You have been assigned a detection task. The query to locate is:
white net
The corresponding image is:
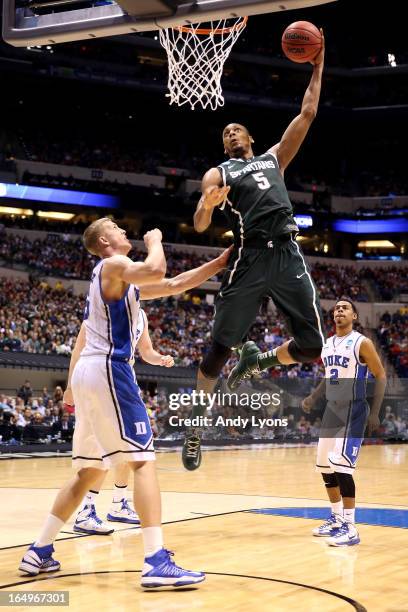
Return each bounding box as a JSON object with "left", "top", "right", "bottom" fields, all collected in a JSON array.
[{"left": 159, "top": 17, "right": 247, "bottom": 111}]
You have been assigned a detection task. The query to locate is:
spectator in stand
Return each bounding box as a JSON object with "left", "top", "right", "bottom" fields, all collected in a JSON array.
[
  {"left": 17, "top": 380, "right": 33, "bottom": 404},
  {"left": 53, "top": 386, "right": 64, "bottom": 403},
  {"left": 42, "top": 387, "right": 51, "bottom": 405},
  {"left": 377, "top": 311, "right": 408, "bottom": 377},
  {"left": 23, "top": 412, "right": 51, "bottom": 443},
  {"left": 51, "top": 412, "right": 74, "bottom": 442}
]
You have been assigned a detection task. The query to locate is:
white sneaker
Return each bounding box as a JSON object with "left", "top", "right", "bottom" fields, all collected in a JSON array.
[
  {"left": 327, "top": 521, "right": 360, "bottom": 546},
  {"left": 312, "top": 513, "right": 343, "bottom": 537},
  {"left": 107, "top": 498, "right": 140, "bottom": 524},
  {"left": 73, "top": 504, "right": 114, "bottom": 535}
]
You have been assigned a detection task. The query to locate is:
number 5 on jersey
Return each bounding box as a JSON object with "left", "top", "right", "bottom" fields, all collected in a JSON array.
[{"left": 252, "top": 172, "right": 271, "bottom": 190}]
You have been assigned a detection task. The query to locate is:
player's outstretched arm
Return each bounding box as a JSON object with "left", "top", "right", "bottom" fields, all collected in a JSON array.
[
  {"left": 64, "top": 322, "right": 86, "bottom": 405},
  {"left": 137, "top": 312, "right": 174, "bottom": 367},
  {"left": 359, "top": 338, "right": 387, "bottom": 434},
  {"left": 104, "top": 229, "right": 167, "bottom": 286},
  {"left": 269, "top": 30, "right": 325, "bottom": 173},
  {"left": 194, "top": 167, "right": 229, "bottom": 233},
  {"left": 139, "top": 246, "right": 232, "bottom": 300}
]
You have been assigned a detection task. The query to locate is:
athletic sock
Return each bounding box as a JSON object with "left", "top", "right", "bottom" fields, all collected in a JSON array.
[
  {"left": 83, "top": 490, "right": 99, "bottom": 507},
  {"left": 142, "top": 527, "right": 164, "bottom": 558},
  {"left": 113, "top": 484, "right": 127, "bottom": 503},
  {"left": 257, "top": 348, "right": 281, "bottom": 370},
  {"left": 343, "top": 508, "right": 355, "bottom": 524},
  {"left": 34, "top": 514, "right": 65, "bottom": 547},
  {"left": 331, "top": 501, "right": 343, "bottom": 516}
]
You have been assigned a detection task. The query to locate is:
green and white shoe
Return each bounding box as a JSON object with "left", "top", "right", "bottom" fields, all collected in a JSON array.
[{"left": 227, "top": 341, "right": 261, "bottom": 390}]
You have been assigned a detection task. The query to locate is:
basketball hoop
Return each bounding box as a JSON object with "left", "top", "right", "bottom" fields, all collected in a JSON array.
[{"left": 159, "top": 16, "right": 248, "bottom": 111}]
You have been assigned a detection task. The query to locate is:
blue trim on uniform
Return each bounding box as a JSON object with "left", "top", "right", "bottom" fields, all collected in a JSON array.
[
  {"left": 248, "top": 507, "right": 408, "bottom": 528},
  {"left": 98, "top": 264, "right": 133, "bottom": 361},
  {"left": 108, "top": 300, "right": 132, "bottom": 361},
  {"left": 110, "top": 361, "right": 153, "bottom": 450},
  {"left": 125, "top": 295, "right": 134, "bottom": 360}
]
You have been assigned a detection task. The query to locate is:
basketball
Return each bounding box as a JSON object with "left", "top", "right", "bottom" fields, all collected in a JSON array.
[{"left": 281, "top": 21, "right": 322, "bottom": 63}]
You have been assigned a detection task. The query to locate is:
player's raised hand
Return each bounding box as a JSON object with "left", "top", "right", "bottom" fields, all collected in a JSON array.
[
  {"left": 216, "top": 245, "right": 234, "bottom": 269},
  {"left": 144, "top": 228, "right": 163, "bottom": 247},
  {"left": 202, "top": 185, "right": 230, "bottom": 210},
  {"left": 160, "top": 355, "right": 174, "bottom": 368},
  {"left": 302, "top": 395, "right": 314, "bottom": 413},
  {"left": 310, "top": 29, "right": 324, "bottom": 66}
]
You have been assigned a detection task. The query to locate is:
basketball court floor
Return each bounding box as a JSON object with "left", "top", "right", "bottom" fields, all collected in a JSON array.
[{"left": 0, "top": 445, "right": 407, "bottom": 611}]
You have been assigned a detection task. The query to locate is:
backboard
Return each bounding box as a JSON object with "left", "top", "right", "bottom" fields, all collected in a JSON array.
[{"left": 3, "top": 0, "right": 336, "bottom": 47}]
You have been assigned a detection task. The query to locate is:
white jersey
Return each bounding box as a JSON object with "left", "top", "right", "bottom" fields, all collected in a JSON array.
[
  {"left": 321, "top": 330, "right": 368, "bottom": 402},
  {"left": 81, "top": 260, "right": 141, "bottom": 363},
  {"left": 135, "top": 309, "right": 146, "bottom": 346}
]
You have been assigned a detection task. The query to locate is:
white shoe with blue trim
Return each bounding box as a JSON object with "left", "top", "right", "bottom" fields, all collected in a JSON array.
[
  {"left": 327, "top": 521, "right": 360, "bottom": 546},
  {"left": 19, "top": 544, "right": 61, "bottom": 576},
  {"left": 312, "top": 513, "right": 343, "bottom": 537},
  {"left": 107, "top": 499, "right": 140, "bottom": 524},
  {"left": 141, "top": 548, "right": 205, "bottom": 588},
  {"left": 73, "top": 504, "right": 114, "bottom": 535}
]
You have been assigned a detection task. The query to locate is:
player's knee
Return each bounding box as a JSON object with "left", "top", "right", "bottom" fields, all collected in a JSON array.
[
  {"left": 128, "top": 461, "right": 148, "bottom": 472},
  {"left": 335, "top": 472, "right": 355, "bottom": 498},
  {"left": 200, "top": 340, "right": 232, "bottom": 378},
  {"left": 77, "top": 467, "right": 106, "bottom": 480},
  {"left": 322, "top": 472, "right": 338, "bottom": 488},
  {"left": 288, "top": 340, "right": 322, "bottom": 363}
]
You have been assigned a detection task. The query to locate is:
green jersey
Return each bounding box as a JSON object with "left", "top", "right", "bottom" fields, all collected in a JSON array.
[{"left": 217, "top": 152, "right": 298, "bottom": 243}]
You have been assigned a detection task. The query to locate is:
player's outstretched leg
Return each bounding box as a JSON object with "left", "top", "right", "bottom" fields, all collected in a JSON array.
[
  {"left": 20, "top": 467, "right": 104, "bottom": 575},
  {"left": 130, "top": 461, "right": 205, "bottom": 587},
  {"left": 227, "top": 341, "right": 262, "bottom": 390}
]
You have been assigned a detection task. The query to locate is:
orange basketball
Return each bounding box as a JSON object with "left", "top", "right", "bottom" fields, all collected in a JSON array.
[{"left": 281, "top": 21, "right": 322, "bottom": 63}]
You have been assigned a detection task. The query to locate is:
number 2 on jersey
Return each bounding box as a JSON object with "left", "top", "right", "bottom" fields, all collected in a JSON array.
[
  {"left": 329, "top": 368, "right": 339, "bottom": 385},
  {"left": 252, "top": 172, "right": 271, "bottom": 190}
]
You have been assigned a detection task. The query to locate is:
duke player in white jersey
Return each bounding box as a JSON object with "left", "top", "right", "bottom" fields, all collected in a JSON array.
[
  {"left": 302, "top": 298, "right": 386, "bottom": 546},
  {"left": 19, "top": 217, "right": 231, "bottom": 587},
  {"left": 72, "top": 308, "right": 174, "bottom": 535}
]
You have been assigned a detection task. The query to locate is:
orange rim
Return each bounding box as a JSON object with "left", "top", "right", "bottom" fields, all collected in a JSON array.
[{"left": 175, "top": 15, "right": 248, "bottom": 35}]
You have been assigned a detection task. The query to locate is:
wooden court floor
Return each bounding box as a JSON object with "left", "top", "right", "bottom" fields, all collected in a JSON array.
[{"left": 0, "top": 445, "right": 407, "bottom": 611}]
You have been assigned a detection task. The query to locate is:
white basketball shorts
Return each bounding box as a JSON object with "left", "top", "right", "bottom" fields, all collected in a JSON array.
[
  {"left": 71, "top": 356, "right": 155, "bottom": 469},
  {"left": 316, "top": 400, "right": 369, "bottom": 475}
]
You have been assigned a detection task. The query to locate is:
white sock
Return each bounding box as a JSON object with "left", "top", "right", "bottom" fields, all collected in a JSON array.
[
  {"left": 142, "top": 527, "right": 163, "bottom": 558},
  {"left": 83, "top": 490, "right": 99, "bottom": 507},
  {"left": 34, "top": 514, "right": 65, "bottom": 547},
  {"left": 331, "top": 501, "right": 343, "bottom": 516},
  {"left": 343, "top": 508, "right": 355, "bottom": 524},
  {"left": 113, "top": 484, "right": 127, "bottom": 503}
]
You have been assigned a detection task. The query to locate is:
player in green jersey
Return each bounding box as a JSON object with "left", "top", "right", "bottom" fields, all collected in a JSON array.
[{"left": 182, "top": 33, "right": 326, "bottom": 471}]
